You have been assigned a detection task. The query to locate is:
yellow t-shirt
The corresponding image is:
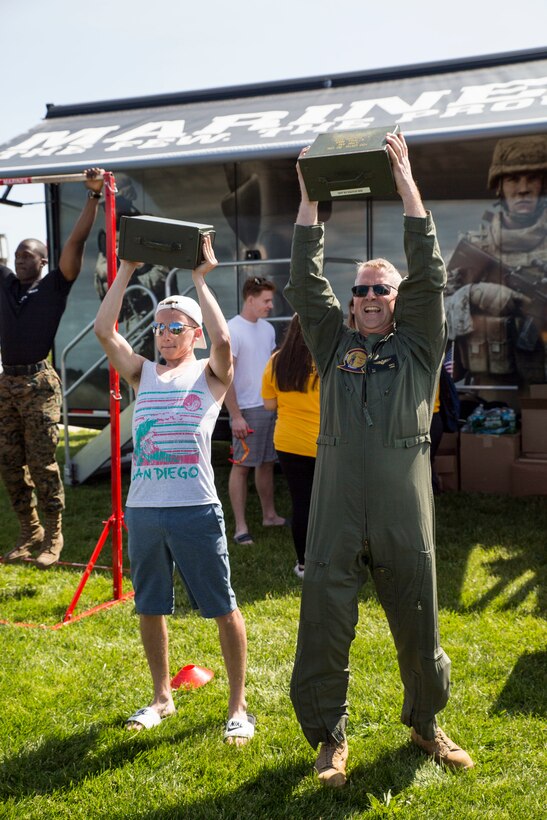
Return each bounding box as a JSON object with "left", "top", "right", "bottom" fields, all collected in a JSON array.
[
  {"left": 434, "top": 382, "right": 441, "bottom": 414},
  {"left": 261, "top": 356, "right": 320, "bottom": 458}
]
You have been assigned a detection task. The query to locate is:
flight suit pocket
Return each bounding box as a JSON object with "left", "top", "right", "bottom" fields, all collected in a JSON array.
[{"left": 301, "top": 556, "right": 330, "bottom": 625}]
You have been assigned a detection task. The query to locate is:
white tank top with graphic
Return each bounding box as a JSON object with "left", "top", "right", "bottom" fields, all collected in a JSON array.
[{"left": 126, "top": 359, "right": 221, "bottom": 508}]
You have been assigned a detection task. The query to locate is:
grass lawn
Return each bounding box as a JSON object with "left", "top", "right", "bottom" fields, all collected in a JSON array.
[{"left": 0, "top": 429, "right": 545, "bottom": 819}]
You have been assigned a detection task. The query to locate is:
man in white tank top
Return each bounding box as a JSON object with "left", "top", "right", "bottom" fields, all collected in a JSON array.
[{"left": 94, "top": 235, "right": 254, "bottom": 744}]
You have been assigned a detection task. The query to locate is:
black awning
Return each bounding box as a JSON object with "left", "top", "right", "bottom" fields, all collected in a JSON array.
[{"left": 1, "top": 52, "right": 546, "bottom": 177}]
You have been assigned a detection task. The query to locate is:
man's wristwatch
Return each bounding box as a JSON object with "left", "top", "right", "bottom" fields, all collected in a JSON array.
[{"left": 87, "top": 190, "right": 102, "bottom": 200}]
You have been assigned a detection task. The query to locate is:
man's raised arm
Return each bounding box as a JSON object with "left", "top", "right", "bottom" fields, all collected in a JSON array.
[{"left": 59, "top": 167, "right": 105, "bottom": 282}]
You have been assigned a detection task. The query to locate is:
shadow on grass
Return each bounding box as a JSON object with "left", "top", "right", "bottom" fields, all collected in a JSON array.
[
  {"left": 126, "top": 743, "right": 420, "bottom": 820},
  {"left": 460, "top": 550, "right": 546, "bottom": 617},
  {"left": 0, "top": 716, "right": 214, "bottom": 800},
  {"left": 0, "top": 719, "right": 421, "bottom": 818},
  {"left": 0, "top": 584, "right": 38, "bottom": 602},
  {"left": 435, "top": 492, "right": 546, "bottom": 617},
  {"left": 491, "top": 650, "right": 547, "bottom": 718},
  {"left": 0, "top": 561, "right": 134, "bottom": 627}
]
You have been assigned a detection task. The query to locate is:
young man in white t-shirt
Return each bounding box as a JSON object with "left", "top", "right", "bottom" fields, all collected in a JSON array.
[{"left": 225, "top": 276, "right": 286, "bottom": 545}]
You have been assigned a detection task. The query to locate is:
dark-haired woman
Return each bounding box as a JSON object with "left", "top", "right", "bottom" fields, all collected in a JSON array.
[{"left": 261, "top": 315, "right": 320, "bottom": 579}]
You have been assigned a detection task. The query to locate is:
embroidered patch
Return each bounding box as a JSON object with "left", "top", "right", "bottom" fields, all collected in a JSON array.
[{"left": 338, "top": 348, "right": 368, "bottom": 373}]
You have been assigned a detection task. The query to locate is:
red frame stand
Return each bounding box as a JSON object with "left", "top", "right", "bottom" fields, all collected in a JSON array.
[{"left": 0, "top": 170, "right": 134, "bottom": 629}]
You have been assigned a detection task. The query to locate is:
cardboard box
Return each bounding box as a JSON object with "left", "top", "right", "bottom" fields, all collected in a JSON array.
[
  {"left": 438, "top": 432, "right": 459, "bottom": 454},
  {"left": 510, "top": 457, "right": 547, "bottom": 496},
  {"left": 433, "top": 453, "right": 459, "bottom": 492},
  {"left": 298, "top": 126, "right": 398, "bottom": 201},
  {"left": 118, "top": 215, "right": 215, "bottom": 270},
  {"left": 520, "top": 399, "right": 547, "bottom": 457},
  {"left": 460, "top": 432, "right": 521, "bottom": 494},
  {"left": 529, "top": 384, "right": 547, "bottom": 399}
]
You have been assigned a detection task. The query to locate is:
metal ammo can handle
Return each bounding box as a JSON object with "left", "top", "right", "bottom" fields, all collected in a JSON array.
[
  {"left": 318, "top": 172, "right": 367, "bottom": 186},
  {"left": 135, "top": 236, "right": 183, "bottom": 252}
]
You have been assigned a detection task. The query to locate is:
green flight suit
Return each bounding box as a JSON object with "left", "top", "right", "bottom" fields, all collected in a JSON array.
[{"left": 285, "top": 213, "right": 449, "bottom": 748}]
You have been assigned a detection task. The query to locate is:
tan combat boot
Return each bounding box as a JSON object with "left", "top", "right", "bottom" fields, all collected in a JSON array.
[
  {"left": 411, "top": 727, "right": 475, "bottom": 769},
  {"left": 35, "top": 512, "right": 64, "bottom": 569},
  {"left": 314, "top": 739, "right": 348, "bottom": 787},
  {"left": 3, "top": 509, "right": 45, "bottom": 562}
]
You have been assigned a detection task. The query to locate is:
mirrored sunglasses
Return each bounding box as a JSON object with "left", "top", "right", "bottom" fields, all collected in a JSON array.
[
  {"left": 351, "top": 283, "right": 398, "bottom": 297},
  {"left": 152, "top": 321, "right": 195, "bottom": 336}
]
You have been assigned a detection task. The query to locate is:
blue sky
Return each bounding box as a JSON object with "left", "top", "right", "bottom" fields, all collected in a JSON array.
[{"left": 1, "top": 0, "right": 545, "bottom": 264}]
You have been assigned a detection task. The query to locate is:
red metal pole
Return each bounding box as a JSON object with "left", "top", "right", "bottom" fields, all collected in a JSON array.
[{"left": 104, "top": 172, "right": 124, "bottom": 600}]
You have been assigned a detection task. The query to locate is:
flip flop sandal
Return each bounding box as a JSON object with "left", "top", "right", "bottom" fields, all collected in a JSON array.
[
  {"left": 233, "top": 533, "right": 254, "bottom": 545},
  {"left": 224, "top": 714, "right": 256, "bottom": 742},
  {"left": 125, "top": 706, "right": 173, "bottom": 730}
]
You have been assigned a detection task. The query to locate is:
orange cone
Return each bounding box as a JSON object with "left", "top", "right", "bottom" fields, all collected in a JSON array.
[{"left": 171, "top": 664, "right": 214, "bottom": 690}]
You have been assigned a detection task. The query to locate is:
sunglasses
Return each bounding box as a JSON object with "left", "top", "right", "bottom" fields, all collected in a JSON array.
[
  {"left": 351, "top": 284, "right": 398, "bottom": 297},
  {"left": 152, "top": 321, "right": 196, "bottom": 336}
]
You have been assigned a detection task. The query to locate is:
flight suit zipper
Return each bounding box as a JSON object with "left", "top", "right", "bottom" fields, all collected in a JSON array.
[{"left": 361, "top": 336, "right": 389, "bottom": 426}]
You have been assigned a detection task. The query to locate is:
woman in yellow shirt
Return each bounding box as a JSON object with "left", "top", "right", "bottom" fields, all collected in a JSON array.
[{"left": 262, "top": 315, "right": 320, "bottom": 579}]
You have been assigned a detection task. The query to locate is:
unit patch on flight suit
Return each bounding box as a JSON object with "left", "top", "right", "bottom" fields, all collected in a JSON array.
[
  {"left": 338, "top": 348, "right": 399, "bottom": 374},
  {"left": 338, "top": 348, "right": 367, "bottom": 373}
]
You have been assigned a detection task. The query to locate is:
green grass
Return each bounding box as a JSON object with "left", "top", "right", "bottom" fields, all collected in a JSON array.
[{"left": 0, "top": 430, "right": 545, "bottom": 819}]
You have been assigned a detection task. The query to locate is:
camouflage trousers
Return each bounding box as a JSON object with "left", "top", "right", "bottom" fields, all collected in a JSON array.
[{"left": 0, "top": 364, "right": 64, "bottom": 516}]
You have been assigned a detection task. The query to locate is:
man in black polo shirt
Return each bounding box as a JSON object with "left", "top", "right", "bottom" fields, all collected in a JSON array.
[{"left": 0, "top": 168, "right": 104, "bottom": 568}]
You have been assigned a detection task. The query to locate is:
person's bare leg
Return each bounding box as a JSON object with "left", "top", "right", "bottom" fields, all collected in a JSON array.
[
  {"left": 229, "top": 464, "right": 251, "bottom": 537},
  {"left": 216, "top": 608, "right": 250, "bottom": 746},
  {"left": 255, "top": 461, "right": 285, "bottom": 526},
  {"left": 126, "top": 614, "right": 176, "bottom": 730}
]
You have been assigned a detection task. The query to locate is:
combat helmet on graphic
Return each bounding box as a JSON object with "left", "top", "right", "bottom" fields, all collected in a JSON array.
[{"left": 487, "top": 135, "right": 547, "bottom": 190}]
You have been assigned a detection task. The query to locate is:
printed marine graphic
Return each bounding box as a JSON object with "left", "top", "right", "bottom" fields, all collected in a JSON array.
[{"left": 133, "top": 389, "right": 204, "bottom": 466}]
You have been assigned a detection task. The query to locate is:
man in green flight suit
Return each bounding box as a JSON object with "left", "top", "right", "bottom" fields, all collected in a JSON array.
[{"left": 285, "top": 131, "right": 474, "bottom": 787}]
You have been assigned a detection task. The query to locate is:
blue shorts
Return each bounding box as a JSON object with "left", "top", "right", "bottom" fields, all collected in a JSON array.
[
  {"left": 125, "top": 504, "right": 237, "bottom": 618},
  {"left": 231, "top": 405, "right": 276, "bottom": 467}
]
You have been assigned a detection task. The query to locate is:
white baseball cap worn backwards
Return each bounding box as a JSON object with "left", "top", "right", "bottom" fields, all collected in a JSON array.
[{"left": 155, "top": 296, "right": 207, "bottom": 348}]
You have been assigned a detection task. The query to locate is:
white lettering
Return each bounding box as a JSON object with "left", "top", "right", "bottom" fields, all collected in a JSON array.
[
  {"left": 332, "top": 118, "right": 375, "bottom": 131},
  {"left": 104, "top": 140, "right": 143, "bottom": 152},
  {"left": 195, "top": 111, "right": 289, "bottom": 135},
  {"left": 492, "top": 99, "right": 534, "bottom": 112},
  {"left": 333, "top": 91, "right": 450, "bottom": 126},
  {"left": 453, "top": 77, "right": 547, "bottom": 106},
  {"left": 175, "top": 133, "right": 230, "bottom": 145},
  {"left": 440, "top": 103, "right": 486, "bottom": 118},
  {"left": 288, "top": 124, "right": 333, "bottom": 135},
  {"left": 288, "top": 105, "right": 343, "bottom": 127},
  {"left": 258, "top": 107, "right": 344, "bottom": 137},
  {"left": 0, "top": 127, "right": 119, "bottom": 159},
  {"left": 104, "top": 120, "right": 188, "bottom": 145}
]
